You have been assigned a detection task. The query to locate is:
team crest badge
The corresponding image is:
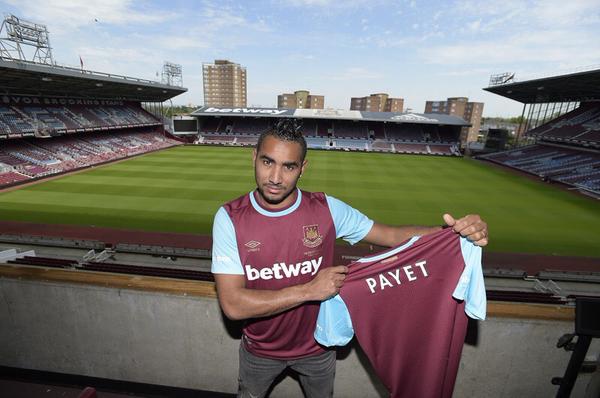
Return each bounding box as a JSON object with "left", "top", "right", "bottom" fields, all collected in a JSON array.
[{"left": 302, "top": 224, "right": 323, "bottom": 248}]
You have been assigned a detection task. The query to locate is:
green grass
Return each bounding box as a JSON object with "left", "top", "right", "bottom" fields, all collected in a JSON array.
[{"left": 0, "top": 145, "right": 599, "bottom": 257}]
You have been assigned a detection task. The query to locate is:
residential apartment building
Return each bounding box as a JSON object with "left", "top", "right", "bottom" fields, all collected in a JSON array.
[
  {"left": 277, "top": 90, "right": 324, "bottom": 109},
  {"left": 350, "top": 93, "right": 404, "bottom": 112},
  {"left": 424, "top": 97, "right": 484, "bottom": 145},
  {"left": 202, "top": 60, "right": 247, "bottom": 107}
]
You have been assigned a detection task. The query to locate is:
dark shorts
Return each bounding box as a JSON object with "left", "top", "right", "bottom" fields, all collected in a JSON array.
[{"left": 237, "top": 343, "right": 336, "bottom": 398}]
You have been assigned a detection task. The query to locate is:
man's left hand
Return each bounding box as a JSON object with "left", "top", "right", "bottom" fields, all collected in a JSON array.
[{"left": 443, "top": 214, "right": 488, "bottom": 247}]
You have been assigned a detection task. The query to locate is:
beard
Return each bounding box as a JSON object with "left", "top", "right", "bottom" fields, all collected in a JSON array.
[{"left": 255, "top": 183, "right": 296, "bottom": 206}]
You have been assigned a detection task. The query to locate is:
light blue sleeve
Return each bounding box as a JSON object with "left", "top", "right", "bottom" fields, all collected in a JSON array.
[
  {"left": 211, "top": 207, "right": 244, "bottom": 275},
  {"left": 314, "top": 294, "right": 355, "bottom": 347},
  {"left": 326, "top": 195, "right": 374, "bottom": 245},
  {"left": 452, "top": 237, "right": 487, "bottom": 320}
]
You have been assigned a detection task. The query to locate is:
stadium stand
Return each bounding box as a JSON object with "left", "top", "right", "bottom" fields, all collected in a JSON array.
[
  {"left": 231, "top": 118, "right": 270, "bottom": 135},
  {"left": 199, "top": 134, "right": 235, "bottom": 144},
  {"left": 0, "top": 102, "right": 160, "bottom": 137},
  {"left": 481, "top": 144, "right": 600, "bottom": 193},
  {"left": 428, "top": 144, "right": 457, "bottom": 156},
  {"left": 317, "top": 121, "right": 331, "bottom": 137},
  {"left": 0, "top": 129, "right": 180, "bottom": 188},
  {"left": 235, "top": 136, "right": 259, "bottom": 146},
  {"left": 394, "top": 143, "right": 429, "bottom": 154},
  {"left": 385, "top": 123, "right": 425, "bottom": 142},
  {"left": 200, "top": 117, "right": 223, "bottom": 133},
  {"left": 370, "top": 139, "right": 393, "bottom": 152},
  {"left": 332, "top": 120, "right": 369, "bottom": 139},
  {"left": 527, "top": 102, "right": 600, "bottom": 146},
  {"left": 300, "top": 119, "right": 318, "bottom": 137},
  {"left": 333, "top": 138, "right": 368, "bottom": 150},
  {"left": 195, "top": 116, "right": 463, "bottom": 156},
  {"left": 306, "top": 137, "right": 331, "bottom": 149},
  {"left": 368, "top": 123, "right": 385, "bottom": 139},
  {"left": 0, "top": 75, "right": 184, "bottom": 190}
]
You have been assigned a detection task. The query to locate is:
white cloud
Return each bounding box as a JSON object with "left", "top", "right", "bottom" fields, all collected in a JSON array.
[
  {"left": 422, "top": 27, "right": 600, "bottom": 67},
  {"left": 4, "top": 0, "right": 176, "bottom": 33},
  {"left": 282, "top": 0, "right": 335, "bottom": 5},
  {"left": 466, "top": 19, "right": 481, "bottom": 32},
  {"left": 277, "top": 0, "right": 389, "bottom": 9},
  {"left": 455, "top": 0, "right": 599, "bottom": 30}
]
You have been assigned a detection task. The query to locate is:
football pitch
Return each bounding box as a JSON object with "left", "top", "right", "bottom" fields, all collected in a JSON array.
[{"left": 0, "top": 145, "right": 598, "bottom": 257}]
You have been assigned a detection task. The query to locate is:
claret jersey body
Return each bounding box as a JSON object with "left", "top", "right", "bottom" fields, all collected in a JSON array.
[
  {"left": 211, "top": 188, "right": 373, "bottom": 359},
  {"left": 315, "top": 228, "right": 486, "bottom": 398}
]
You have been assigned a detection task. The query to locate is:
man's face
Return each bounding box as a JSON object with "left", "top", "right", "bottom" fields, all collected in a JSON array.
[{"left": 253, "top": 135, "right": 307, "bottom": 209}]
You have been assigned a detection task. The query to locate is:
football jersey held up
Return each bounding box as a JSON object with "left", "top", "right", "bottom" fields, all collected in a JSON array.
[{"left": 315, "top": 228, "right": 486, "bottom": 398}]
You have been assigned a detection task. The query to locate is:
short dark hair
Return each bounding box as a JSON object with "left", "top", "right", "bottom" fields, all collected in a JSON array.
[{"left": 256, "top": 118, "right": 307, "bottom": 161}]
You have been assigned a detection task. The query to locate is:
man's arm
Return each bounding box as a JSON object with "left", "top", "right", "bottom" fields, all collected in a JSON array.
[
  {"left": 363, "top": 213, "right": 488, "bottom": 247},
  {"left": 214, "top": 266, "right": 348, "bottom": 321}
]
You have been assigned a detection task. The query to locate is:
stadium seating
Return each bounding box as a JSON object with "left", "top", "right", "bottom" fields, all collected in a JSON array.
[
  {"left": 0, "top": 171, "right": 29, "bottom": 185},
  {"left": 527, "top": 102, "right": 600, "bottom": 146},
  {"left": 481, "top": 144, "right": 600, "bottom": 193},
  {"left": 316, "top": 121, "right": 331, "bottom": 137},
  {"left": 0, "top": 130, "right": 180, "bottom": 188},
  {"left": 367, "top": 123, "right": 385, "bottom": 139},
  {"left": 394, "top": 143, "right": 429, "bottom": 154},
  {"left": 385, "top": 124, "right": 425, "bottom": 142},
  {"left": 0, "top": 102, "right": 161, "bottom": 138},
  {"left": 231, "top": 118, "right": 270, "bottom": 135},
  {"left": 306, "top": 137, "right": 331, "bottom": 149},
  {"left": 428, "top": 144, "right": 455, "bottom": 155},
  {"left": 333, "top": 139, "right": 368, "bottom": 150},
  {"left": 200, "top": 117, "right": 222, "bottom": 133},
  {"left": 200, "top": 135, "right": 235, "bottom": 144},
  {"left": 193, "top": 117, "right": 461, "bottom": 156},
  {"left": 332, "top": 121, "right": 368, "bottom": 139},
  {"left": 235, "top": 136, "right": 259, "bottom": 145},
  {"left": 300, "top": 119, "right": 318, "bottom": 137},
  {"left": 370, "top": 140, "right": 393, "bottom": 152}
]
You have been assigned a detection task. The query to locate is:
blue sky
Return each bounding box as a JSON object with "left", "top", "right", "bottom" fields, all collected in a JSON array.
[{"left": 2, "top": 0, "right": 599, "bottom": 116}]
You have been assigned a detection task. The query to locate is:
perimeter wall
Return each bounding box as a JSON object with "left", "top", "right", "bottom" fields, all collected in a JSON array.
[{"left": 0, "top": 267, "right": 598, "bottom": 397}]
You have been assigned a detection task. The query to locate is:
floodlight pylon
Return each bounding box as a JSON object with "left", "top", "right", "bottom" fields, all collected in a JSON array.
[
  {"left": 161, "top": 61, "right": 183, "bottom": 87},
  {"left": 0, "top": 14, "right": 54, "bottom": 64},
  {"left": 488, "top": 72, "right": 515, "bottom": 87}
]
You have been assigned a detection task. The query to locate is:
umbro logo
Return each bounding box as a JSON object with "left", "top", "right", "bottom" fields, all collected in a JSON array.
[{"left": 245, "top": 240, "right": 261, "bottom": 251}]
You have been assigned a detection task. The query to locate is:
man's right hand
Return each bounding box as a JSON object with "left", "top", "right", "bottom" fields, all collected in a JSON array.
[{"left": 307, "top": 265, "right": 348, "bottom": 301}]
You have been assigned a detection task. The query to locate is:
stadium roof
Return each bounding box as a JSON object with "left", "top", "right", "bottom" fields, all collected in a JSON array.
[
  {"left": 483, "top": 68, "right": 600, "bottom": 104},
  {"left": 191, "top": 106, "right": 470, "bottom": 126},
  {"left": 0, "top": 58, "right": 187, "bottom": 102}
]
